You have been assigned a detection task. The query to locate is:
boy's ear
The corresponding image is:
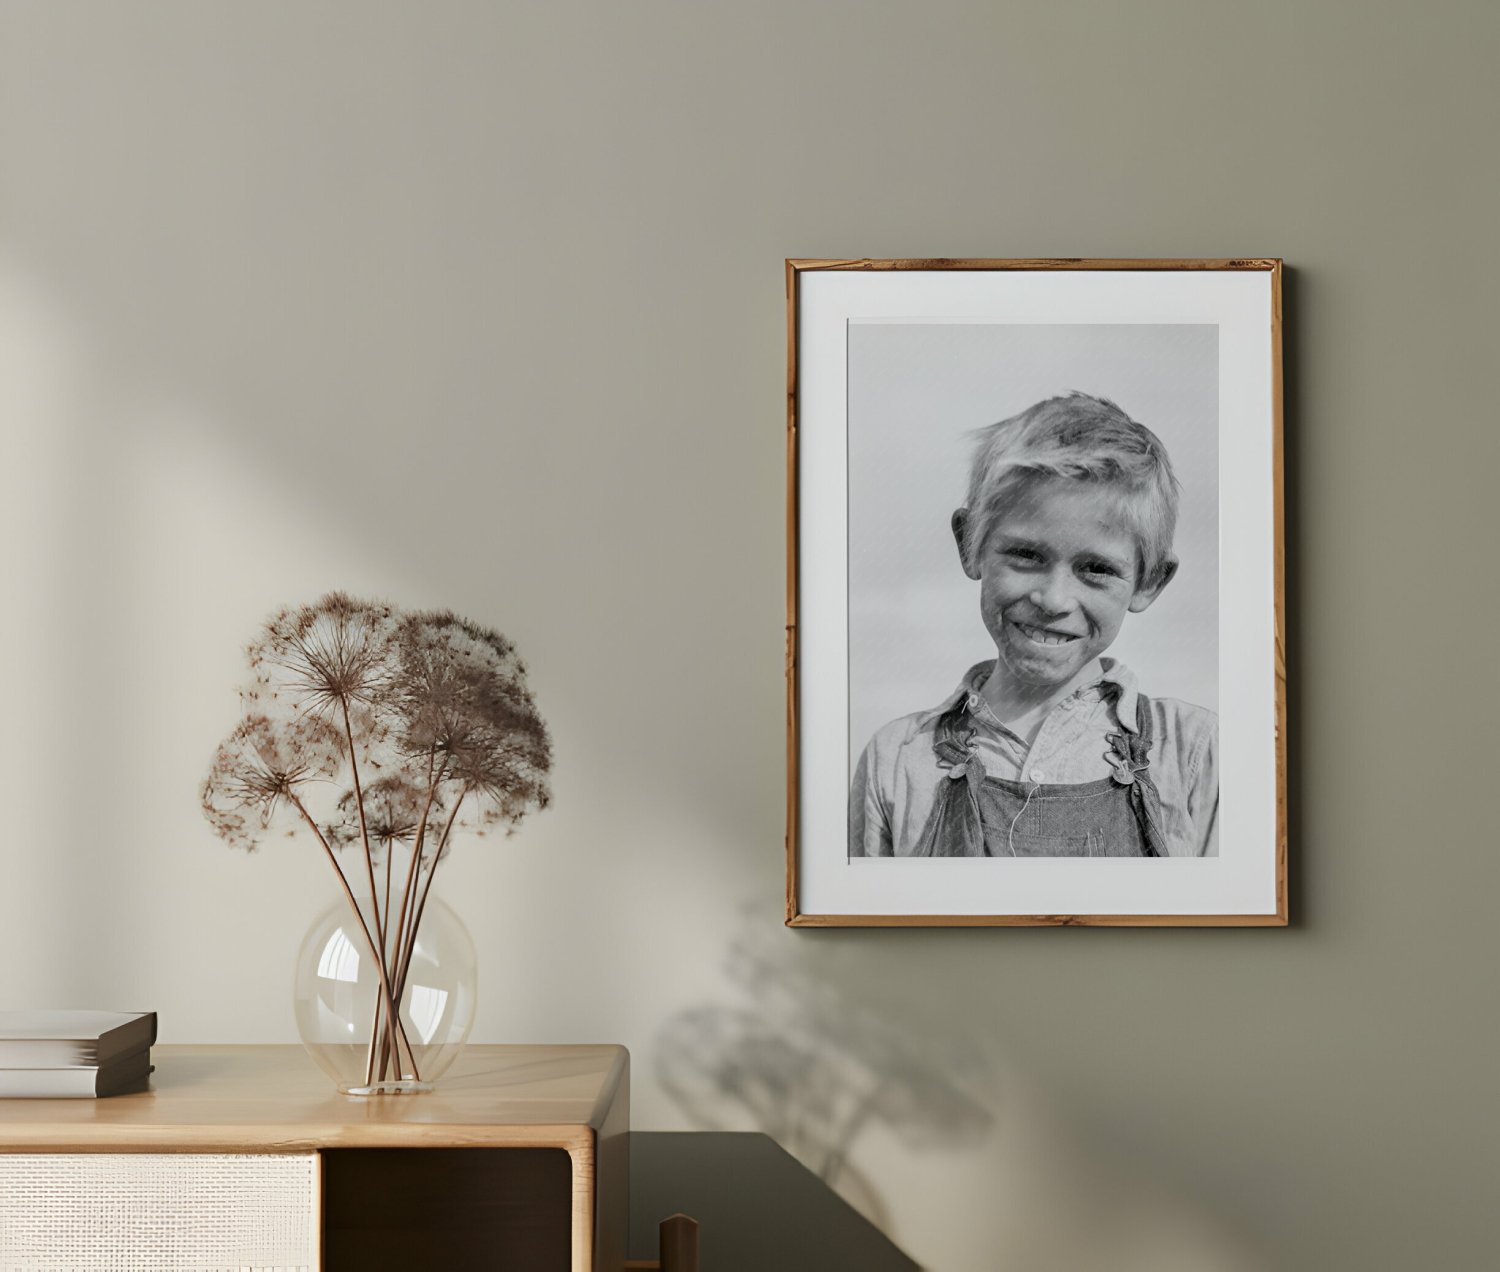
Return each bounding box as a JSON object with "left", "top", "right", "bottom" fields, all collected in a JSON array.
[
  {"left": 1128, "top": 555, "right": 1179, "bottom": 612},
  {"left": 951, "top": 508, "right": 981, "bottom": 580}
]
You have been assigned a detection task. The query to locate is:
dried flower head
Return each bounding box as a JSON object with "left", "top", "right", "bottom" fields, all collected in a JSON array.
[
  {"left": 201, "top": 714, "right": 346, "bottom": 851},
  {"left": 206, "top": 595, "right": 551, "bottom": 856},
  {"left": 245, "top": 592, "right": 397, "bottom": 721},
  {"left": 390, "top": 610, "right": 552, "bottom": 837},
  {"left": 327, "top": 774, "right": 446, "bottom": 861}
]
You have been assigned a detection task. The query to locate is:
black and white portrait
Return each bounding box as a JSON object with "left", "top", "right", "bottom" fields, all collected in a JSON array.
[
  {"left": 788, "top": 261, "right": 1283, "bottom": 925},
  {"left": 845, "top": 324, "right": 1219, "bottom": 860}
]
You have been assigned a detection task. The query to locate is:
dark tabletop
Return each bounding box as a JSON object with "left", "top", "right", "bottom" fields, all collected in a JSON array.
[{"left": 629, "top": 1132, "right": 919, "bottom": 1271}]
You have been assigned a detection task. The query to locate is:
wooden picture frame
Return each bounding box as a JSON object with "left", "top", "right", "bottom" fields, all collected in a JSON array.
[{"left": 786, "top": 259, "right": 1285, "bottom": 927}]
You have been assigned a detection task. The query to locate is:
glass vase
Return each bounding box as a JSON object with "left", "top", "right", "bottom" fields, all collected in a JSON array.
[{"left": 293, "top": 892, "right": 477, "bottom": 1095}]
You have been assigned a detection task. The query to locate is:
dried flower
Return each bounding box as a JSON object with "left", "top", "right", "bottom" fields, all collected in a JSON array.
[
  {"left": 202, "top": 593, "right": 553, "bottom": 1086},
  {"left": 327, "top": 774, "right": 446, "bottom": 861},
  {"left": 245, "top": 592, "right": 397, "bottom": 721},
  {"left": 201, "top": 714, "right": 345, "bottom": 851},
  {"left": 390, "top": 611, "right": 552, "bottom": 841}
]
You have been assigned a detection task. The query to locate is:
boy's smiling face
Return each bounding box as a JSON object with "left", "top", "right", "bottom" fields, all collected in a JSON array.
[{"left": 954, "top": 477, "right": 1176, "bottom": 691}]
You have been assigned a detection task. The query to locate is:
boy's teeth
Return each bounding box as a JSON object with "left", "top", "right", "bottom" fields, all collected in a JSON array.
[{"left": 1019, "top": 624, "right": 1075, "bottom": 645}]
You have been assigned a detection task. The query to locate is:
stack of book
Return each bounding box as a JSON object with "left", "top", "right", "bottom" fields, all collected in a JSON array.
[{"left": 0, "top": 1010, "right": 157, "bottom": 1098}]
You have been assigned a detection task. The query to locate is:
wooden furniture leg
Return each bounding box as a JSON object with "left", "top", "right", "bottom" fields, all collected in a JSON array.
[{"left": 659, "top": 1213, "right": 700, "bottom": 1272}]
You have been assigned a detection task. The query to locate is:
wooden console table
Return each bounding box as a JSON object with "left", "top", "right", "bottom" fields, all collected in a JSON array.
[{"left": 0, "top": 1043, "right": 629, "bottom": 1272}]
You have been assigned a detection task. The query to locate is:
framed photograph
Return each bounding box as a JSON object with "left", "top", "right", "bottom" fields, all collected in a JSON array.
[{"left": 786, "top": 258, "right": 1285, "bottom": 927}]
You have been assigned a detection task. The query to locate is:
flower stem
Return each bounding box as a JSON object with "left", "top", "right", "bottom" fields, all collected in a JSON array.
[
  {"left": 375, "top": 749, "right": 443, "bottom": 1082},
  {"left": 337, "top": 698, "right": 396, "bottom": 1087},
  {"left": 289, "top": 792, "right": 418, "bottom": 1084},
  {"left": 395, "top": 783, "right": 470, "bottom": 1003},
  {"left": 388, "top": 750, "right": 441, "bottom": 997},
  {"left": 340, "top": 699, "right": 385, "bottom": 951}
]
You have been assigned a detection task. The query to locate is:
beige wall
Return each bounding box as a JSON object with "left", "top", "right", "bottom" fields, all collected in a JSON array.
[{"left": 1, "top": 3, "right": 1495, "bottom": 1269}]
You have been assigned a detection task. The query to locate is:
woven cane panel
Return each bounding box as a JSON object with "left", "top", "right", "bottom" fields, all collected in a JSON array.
[{"left": 0, "top": 1153, "right": 317, "bottom": 1272}]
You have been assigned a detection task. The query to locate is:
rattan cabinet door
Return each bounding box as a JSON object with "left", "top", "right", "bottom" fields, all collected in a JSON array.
[{"left": 0, "top": 1153, "right": 320, "bottom": 1271}]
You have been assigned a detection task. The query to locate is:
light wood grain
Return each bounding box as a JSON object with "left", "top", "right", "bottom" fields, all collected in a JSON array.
[
  {"left": 1270, "top": 261, "right": 1289, "bottom": 924},
  {"left": 594, "top": 1048, "right": 630, "bottom": 1272},
  {"left": 786, "top": 256, "right": 1281, "bottom": 272},
  {"left": 0, "top": 1044, "right": 627, "bottom": 1154},
  {"left": 786, "top": 911, "right": 1289, "bottom": 927},
  {"left": 0, "top": 1044, "right": 629, "bottom": 1272},
  {"left": 785, "top": 257, "right": 802, "bottom": 927}
]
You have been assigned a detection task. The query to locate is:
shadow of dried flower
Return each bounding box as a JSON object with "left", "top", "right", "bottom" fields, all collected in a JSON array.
[{"left": 655, "top": 913, "right": 998, "bottom": 1229}]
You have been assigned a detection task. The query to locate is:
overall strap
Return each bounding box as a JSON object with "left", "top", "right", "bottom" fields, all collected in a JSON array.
[
  {"left": 1105, "top": 692, "right": 1169, "bottom": 858},
  {"left": 911, "top": 704, "right": 988, "bottom": 857}
]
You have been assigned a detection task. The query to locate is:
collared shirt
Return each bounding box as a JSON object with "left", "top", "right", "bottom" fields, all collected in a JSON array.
[{"left": 849, "top": 658, "right": 1218, "bottom": 858}]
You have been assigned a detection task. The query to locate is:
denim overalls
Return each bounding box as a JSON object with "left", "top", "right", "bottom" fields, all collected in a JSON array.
[{"left": 912, "top": 691, "right": 1169, "bottom": 857}]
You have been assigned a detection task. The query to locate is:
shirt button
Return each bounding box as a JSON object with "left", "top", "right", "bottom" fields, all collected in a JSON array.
[{"left": 1031, "top": 769, "right": 1046, "bottom": 782}]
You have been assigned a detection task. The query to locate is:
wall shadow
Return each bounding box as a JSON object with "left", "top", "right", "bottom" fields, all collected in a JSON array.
[{"left": 654, "top": 908, "right": 997, "bottom": 1231}]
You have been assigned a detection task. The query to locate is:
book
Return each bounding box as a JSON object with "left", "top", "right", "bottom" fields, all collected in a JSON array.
[
  {"left": 0, "top": 1010, "right": 157, "bottom": 1068},
  {"left": 0, "top": 1047, "right": 153, "bottom": 1098}
]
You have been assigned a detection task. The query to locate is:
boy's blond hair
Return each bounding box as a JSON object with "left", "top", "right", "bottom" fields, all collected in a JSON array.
[{"left": 957, "top": 393, "right": 1181, "bottom": 585}]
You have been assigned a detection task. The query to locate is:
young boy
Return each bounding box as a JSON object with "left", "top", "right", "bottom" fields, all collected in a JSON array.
[{"left": 849, "top": 392, "right": 1218, "bottom": 858}]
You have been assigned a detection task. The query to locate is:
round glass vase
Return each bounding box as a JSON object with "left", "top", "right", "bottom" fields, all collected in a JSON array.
[{"left": 293, "top": 893, "right": 477, "bottom": 1095}]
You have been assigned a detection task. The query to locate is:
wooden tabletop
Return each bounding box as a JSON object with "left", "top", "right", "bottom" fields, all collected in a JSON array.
[{"left": 0, "top": 1044, "right": 629, "bottom": 1153}]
